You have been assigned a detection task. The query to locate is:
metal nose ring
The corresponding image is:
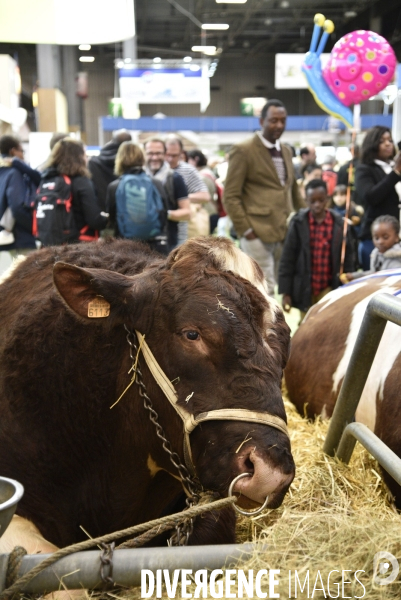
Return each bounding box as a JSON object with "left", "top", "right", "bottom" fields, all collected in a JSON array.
[{"left": 228, "top": 472, "right": 269, "bottom": 517}]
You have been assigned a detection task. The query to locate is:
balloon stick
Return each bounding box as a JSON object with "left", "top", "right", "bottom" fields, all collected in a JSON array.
[{"left": 339, "top": 130, "right": 357, "bottom": 276}]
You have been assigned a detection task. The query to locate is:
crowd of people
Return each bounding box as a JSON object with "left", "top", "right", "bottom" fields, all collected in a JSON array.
[{"left": 1, "top": 99, "right": 401, "bottom": 318}]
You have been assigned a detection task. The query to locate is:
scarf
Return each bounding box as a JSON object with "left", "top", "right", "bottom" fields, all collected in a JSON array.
[{"left": 146, "top": 161, "right": 172, "bottom": 184}]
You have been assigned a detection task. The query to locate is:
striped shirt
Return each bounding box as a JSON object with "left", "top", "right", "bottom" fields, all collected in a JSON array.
[
  {"left": 174, "top": 162, "right": 208, "bottom": 194},
  {"left": 257, "top": 131, "right": 286, "bottom": 186},
  {"left": 174, "top": 162, "right": 208, "bottom": 245},
  {"left": 268, "top": 147, "right": 287, "bottom": 186}
]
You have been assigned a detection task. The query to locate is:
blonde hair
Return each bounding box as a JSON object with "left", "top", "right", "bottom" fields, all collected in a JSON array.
[
  {"left": 114, "top": 142, "right": 145, "bottom": 175},
  {"left": 45, "top": 138, "right": 90, "bottom": 177}
]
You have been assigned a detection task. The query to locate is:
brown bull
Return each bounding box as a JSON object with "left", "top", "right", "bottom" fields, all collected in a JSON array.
[{"left": 0, "top": 237, "right": 294, "bottom": 553}]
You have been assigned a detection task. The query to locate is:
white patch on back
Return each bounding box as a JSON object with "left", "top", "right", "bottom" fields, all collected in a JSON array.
[
  {"left": 316, "top": 274, "right": 401, "bottom": 314},
  {"left": 332, "top": 280, "right": 401, "bottom": 431},
  {"left": 0, "top": 255, "right": 27, "bottom": 286}
]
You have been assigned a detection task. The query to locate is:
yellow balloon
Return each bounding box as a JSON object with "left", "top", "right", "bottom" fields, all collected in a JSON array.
[
  {"left": 314, "top": 13, "right": 325, "bottom": 27},
  {"left": 324, "top": 20, "right": 335, "bottom": 34}
]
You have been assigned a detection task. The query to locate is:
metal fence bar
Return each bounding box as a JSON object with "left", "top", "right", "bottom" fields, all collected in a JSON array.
[
  {"left": 0, "top": 543, "right": 260, "bottom": 594},
  {"left": 323, "top": 293, "right": 401, "bottom": 457},
  {"left": 336, "top": 422, "right": 401, "bottom": 485}
]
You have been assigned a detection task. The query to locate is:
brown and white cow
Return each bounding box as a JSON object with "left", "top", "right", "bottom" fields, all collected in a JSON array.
[
  {"left": 285, "top": 270, "right": 401, "bottom": 504},
  {"left": 0, "top": 237, "right": 294, "bottom": 555}
]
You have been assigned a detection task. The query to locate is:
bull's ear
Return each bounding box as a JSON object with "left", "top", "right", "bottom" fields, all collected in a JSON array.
[{"left": 53, "top": 262, "right": 155, "bottom": 328}]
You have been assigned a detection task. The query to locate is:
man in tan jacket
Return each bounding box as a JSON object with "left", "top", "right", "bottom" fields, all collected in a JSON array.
[{"left": 223, "top": 99, "right": 305, "bottom": 295}]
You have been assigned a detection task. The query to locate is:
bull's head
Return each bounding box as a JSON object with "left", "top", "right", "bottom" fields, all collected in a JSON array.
[{"left": 53, "top": 238, "right": 295, "bottom": 512}]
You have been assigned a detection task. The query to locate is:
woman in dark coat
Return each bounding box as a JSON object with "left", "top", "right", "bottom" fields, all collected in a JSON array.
[{"left": 355, "top": 126, "right": 401, "bottom": 269}]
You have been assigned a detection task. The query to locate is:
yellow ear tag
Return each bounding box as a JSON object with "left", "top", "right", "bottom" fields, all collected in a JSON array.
[{"left": 87, "top": 297, "right": 110, "bottom": 318}]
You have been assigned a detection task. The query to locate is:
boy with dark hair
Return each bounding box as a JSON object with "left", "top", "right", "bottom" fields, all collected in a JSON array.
[{"left": 278, "top": 178, "right": 354, "bottom": 316}]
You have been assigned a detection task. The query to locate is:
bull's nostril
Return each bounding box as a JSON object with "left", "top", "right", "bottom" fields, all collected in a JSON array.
[{"left": 244, "top": 457, "right": 254, "bottom": 473}]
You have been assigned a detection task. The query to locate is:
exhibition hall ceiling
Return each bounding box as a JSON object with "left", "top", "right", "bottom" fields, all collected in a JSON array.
[
  {"left": 0, "top": 0, "right": 399, "bottom": 75},
  {"left": 131, "top": 0, "right": 401, "bottom": 59}
]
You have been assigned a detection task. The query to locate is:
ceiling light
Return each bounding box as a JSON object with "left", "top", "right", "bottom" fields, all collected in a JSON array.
[
  {"left": 201, "top": 24, "right": 229, "bottom": 30},
  {"left": 216, "top": 0, "right": 247, "bottom": 3},
  {"left": 264, "top": 18, "right": 272, "bottom": 25},
  {"left": 191, "top": 45, "right": 217, "bottom": 54},
  {"left": 79, "top": 56, "right": 95, "bottom": 62},
  {"left": 79, "top": 44, "right": 91, "bottom": 51},
  {"left": 153, "top": 57, "right": 162, "bottom": 63},
  {"left": 189, "top": 65, "right": 201, "bottom": 71},
  {"left": 280, "top": 0, "right": 289, "bottom": 6},
  {"left": 344, "top": 10, "right": 357, "bottom": 18},
  {"left": 183, "top": 56, "right": 192, "bottom": 62}
]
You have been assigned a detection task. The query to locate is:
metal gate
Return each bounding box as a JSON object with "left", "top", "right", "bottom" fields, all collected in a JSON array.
[{"left": 323, "top": 292, "right": 401, "bottom": 486}]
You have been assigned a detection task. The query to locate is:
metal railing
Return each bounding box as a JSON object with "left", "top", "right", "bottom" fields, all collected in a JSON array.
[
  {"left": 323, "top": 292, "right": 401, "bottom": 484},
  {"left": 0, "top": 543, "right": 259, "bottom": 595}
]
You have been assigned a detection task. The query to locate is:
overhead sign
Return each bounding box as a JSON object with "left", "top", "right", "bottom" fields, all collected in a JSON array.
[
  {"left": 119, "top": 66, "right": 211, "bottom": 112},
  {"left": 275, "top": 53, "right": 330, "bottom": 89},
  {"left": 0, "top": 0, "right": 135, "bottom": 44},
  {"left": 240, "top": 97, "right": 267, "bottom": 117}
]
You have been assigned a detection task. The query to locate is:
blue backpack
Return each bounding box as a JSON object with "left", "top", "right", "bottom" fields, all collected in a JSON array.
[{"left": 115, "top": 172, "right": 165, "bottom": 240}]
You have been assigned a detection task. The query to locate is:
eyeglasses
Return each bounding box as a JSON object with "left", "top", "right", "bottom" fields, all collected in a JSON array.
[
  {"left": 146, "top": 151, "right": 164, "bottom": 157},
  {"left": 166, "top": 153, "right": 181, "bottom": 159}
]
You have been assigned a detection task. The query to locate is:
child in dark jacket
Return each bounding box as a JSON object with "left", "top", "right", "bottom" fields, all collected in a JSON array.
[{"left": 278, "top": 179, "right": 355, "bottom": 316}]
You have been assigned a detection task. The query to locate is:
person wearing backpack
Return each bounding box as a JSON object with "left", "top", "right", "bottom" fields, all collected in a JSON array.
[
  {"left": 34, "top": 138, "right": 108, "bottom": 246},
  {"left": 106, "top": 142, "right": 168, "bottom": 255},
  {"left": 144, "top": 137, "right": 190, "bottom": 251}
]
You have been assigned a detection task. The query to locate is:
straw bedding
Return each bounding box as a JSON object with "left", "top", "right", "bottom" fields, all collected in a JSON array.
[{"left": 85, "top": 397, "right": 401, "bottom": 599}]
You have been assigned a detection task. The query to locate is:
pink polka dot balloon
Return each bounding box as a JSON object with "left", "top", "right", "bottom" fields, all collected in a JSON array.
[{"left": 322, "top": 30, "right": 396, "bottom": 107}]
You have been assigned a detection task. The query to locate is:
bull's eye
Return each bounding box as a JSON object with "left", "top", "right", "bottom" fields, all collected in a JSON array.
[{"left": 186, "top": 331, "right": 199, "bottom": 341}]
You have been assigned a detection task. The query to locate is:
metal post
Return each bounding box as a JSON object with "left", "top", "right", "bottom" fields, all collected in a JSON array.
[
  {"left": 0, "top": 543, "right": 259, "bottom": 594},
  {"left": 323, "top": 293, "right": 401, "bottom": 456},
  {"left": 336, "top": 423, "right": 401, "bottom": 485}
]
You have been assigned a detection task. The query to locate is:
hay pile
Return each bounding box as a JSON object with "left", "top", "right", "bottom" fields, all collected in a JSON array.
[
  {"left": 234, "top": 399, "right": 401, "bottom": 599},
  {"left": 95, "top": 399, "right": 401, "bottom": 599}
]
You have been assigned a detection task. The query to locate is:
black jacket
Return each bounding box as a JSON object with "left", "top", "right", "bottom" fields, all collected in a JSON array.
[
  {"left": 88, "top": 142, "right": 121, "bottom": 210},
  {"left": 355, "top": 162, "right": 401, "bottom": 240},
  {"left": 278, "top": 208, "right": 355, "bottom": 311},
  {"left": 0, "top": 159, "right": 38, "bottom": 250}
]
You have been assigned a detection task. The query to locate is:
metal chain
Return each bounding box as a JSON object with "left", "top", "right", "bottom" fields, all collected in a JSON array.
[{"left": 124, "top": 326, "right": 202, "bottom": 545}]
